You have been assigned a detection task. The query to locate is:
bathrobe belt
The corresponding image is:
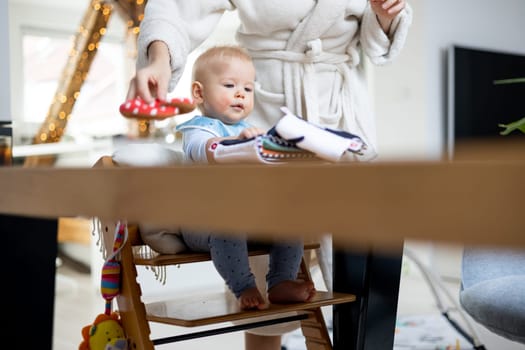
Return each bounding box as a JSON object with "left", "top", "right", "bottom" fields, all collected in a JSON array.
[{"left": 249, "top": 39, "right": 358, "bottom": 129}]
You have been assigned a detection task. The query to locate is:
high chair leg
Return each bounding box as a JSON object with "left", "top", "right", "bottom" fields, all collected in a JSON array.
[
  {"left": 298, "top": 258, "right": 333, "bottom": 350},
  {"left": 116, "top": 235, "right": 155, "bottom": 350}
]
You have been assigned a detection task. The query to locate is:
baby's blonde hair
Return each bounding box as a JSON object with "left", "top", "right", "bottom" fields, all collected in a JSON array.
[{"left": 192, "top": 45, "right": 253, "bottom": 83}]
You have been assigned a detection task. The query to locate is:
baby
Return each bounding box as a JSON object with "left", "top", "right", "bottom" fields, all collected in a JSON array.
[{"left": 176, "top": 45, "right": 316, "bottom": 309}]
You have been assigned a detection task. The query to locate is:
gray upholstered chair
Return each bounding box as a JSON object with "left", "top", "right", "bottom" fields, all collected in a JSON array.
[{"left": 460, "top": 247, "right": 525, "bottom": 345}]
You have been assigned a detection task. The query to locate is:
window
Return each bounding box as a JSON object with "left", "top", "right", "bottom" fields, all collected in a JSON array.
[{"left": 21, "top": 32, "right": 129, "bottom": 142}]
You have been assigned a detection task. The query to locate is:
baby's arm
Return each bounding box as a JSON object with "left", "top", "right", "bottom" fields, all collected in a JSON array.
[
  {"left": 204, "top": 127, "right": 265, "bottom": 163},
  {"left": 181, "top": 128, "right": 216, "bottom": 164}
]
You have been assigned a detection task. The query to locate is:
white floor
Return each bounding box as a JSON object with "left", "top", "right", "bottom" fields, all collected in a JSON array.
[{"left": 53, "top": 244, "right": 525, "bottom": 350}]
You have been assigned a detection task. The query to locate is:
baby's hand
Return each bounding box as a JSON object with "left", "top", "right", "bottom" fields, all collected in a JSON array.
[
  {"left": 370, "top": 0, "right": 405, "bottom": 32},
  {"left": 238, "top": 127, "right": 265, "bottom": 139}
]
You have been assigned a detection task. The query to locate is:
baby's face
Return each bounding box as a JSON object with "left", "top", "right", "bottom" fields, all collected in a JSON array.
[{"left": 198, "top": 57, "right": 255, "bottom": 125}]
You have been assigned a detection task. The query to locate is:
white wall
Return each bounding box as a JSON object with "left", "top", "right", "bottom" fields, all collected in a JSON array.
[
  {"left": 374, "top": 0, "right": 525, "bottom": 161},
  {"left": 425, "top": 0, "right": 525, "bottom": 158},
  {"left": 373, "top": 1, "right": 427, "bottom": 160},
  {"left": 1, "top": 0, "right": 12, "bottom": 122}
]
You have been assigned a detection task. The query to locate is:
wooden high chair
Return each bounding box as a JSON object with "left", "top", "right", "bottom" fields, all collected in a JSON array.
[{"left": 94, "top": 156, "right": 356, "bottom": 350}]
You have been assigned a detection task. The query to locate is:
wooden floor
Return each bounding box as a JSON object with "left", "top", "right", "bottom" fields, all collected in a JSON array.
[
  {"left": 54, "top": 259, "right": 250, "bottom": 350},
  {"left": 54, "top": 259, "right": 101, "bottom": 350}
]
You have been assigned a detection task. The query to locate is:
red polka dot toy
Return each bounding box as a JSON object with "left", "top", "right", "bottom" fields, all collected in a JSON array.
[{"left": 119, "top": 97, "right": 196, "bottom": 120}]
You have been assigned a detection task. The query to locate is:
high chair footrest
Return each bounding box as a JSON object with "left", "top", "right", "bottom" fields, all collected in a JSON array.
[
  {"left": 144, "top": 290, "right": 356, "bottom": 327},
  {"left": 152, "top": 313, "right": 310, "bottom": 345}
]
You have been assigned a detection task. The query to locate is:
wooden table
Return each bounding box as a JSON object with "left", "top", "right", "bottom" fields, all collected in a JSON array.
[
  {"left": 1, "top": 150, "right": 524, "bottom": 349},
  {"left": 2, "top": 159, "right": 524, "bottom": 248}
]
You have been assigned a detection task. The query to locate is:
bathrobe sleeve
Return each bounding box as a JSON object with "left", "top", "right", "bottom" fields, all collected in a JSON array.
[
  {"left": 137, "top": 0, "right": 235, "bottom": 91},
  {"left": 359, "top": 2, "right": 413, "bottom": 65}
]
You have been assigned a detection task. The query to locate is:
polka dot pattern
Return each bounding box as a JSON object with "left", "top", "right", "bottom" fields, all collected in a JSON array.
[{"left": 119, "top": 97, "right": 195, "bottom": 120}]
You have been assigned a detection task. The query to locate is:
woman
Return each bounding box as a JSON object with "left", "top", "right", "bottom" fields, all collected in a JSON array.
[{"left": 127, "top": 1, "right": 412, "bottom": 349}]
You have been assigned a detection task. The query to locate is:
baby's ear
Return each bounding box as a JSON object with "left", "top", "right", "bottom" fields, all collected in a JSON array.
[{"left": 191, "top": 81, "right": 204, "bottom": 103}]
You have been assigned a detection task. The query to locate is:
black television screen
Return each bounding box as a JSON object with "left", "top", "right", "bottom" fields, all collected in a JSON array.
[{"left": 447, "top": 45, "right": 525, "bottom": 155}]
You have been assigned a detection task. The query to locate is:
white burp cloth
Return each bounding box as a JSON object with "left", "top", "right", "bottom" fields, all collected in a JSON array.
[{"left": 275, "top": 107, "right": 375, "bottom": 162}]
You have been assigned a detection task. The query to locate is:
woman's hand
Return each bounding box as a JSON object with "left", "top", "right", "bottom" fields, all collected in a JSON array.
[
  {"left": 370, "top": 0, "right": 405, "bottom": 33},
  {"left": 126, "top": 41, "right": 172, "bottom": 103}
]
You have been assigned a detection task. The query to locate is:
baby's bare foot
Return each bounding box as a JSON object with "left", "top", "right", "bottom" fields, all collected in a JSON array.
[
  {"left": 268, "top": 280, "right": 316, "bottom": 304},
  {"left": 239, "top": 287, "right": 269, "bottom": 310}
]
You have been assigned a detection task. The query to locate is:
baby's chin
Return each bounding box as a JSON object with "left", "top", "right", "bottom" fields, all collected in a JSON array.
[{"left": 218, "top": 113, "right": 249, "bottom": 125}]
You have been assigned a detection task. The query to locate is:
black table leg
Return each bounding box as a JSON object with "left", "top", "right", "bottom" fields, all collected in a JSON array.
[
  {"left": 2, "top": 214, "right": 58, "bottom": 350},
  {"left": 333, "top": 242, "right": 403, "bottom": 350}
]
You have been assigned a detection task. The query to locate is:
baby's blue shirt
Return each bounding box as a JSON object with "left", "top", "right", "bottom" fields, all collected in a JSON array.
[{"left": 176, "top": 115, "right": 250, "bottom": 137}]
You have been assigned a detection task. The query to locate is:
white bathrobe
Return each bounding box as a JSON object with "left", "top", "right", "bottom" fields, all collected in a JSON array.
[
  {"left": 136, "top": 0, "right": 412, "bottom": 336},
  {"left": 138, "top": 0, "right": 412, "bottom": 154}
]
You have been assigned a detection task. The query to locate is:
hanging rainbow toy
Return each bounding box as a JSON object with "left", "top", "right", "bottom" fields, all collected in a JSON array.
[
  {"left": 101, "top": 222, "right": 127, "bottom": 315},
  {"left": 79, "top": 221, "right": 129, "bottom": 350}
]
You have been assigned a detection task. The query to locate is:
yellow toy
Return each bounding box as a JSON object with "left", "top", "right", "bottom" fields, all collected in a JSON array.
[{"left": 79, "top": 313, "right": 127, "bottom": 350}]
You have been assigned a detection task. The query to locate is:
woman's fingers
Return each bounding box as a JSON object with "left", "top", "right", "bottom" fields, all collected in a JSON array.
[
  {"left": 126, "top": 77, "right": 137, "bottom": 101},
  {"left": 382, "top": 0, "right": 405, "bottom": 15}
]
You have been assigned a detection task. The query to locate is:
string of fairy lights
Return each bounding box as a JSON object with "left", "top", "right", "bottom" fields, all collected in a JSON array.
[{"left": 25, "top": 0, "right": 146, "bottom": 166}]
